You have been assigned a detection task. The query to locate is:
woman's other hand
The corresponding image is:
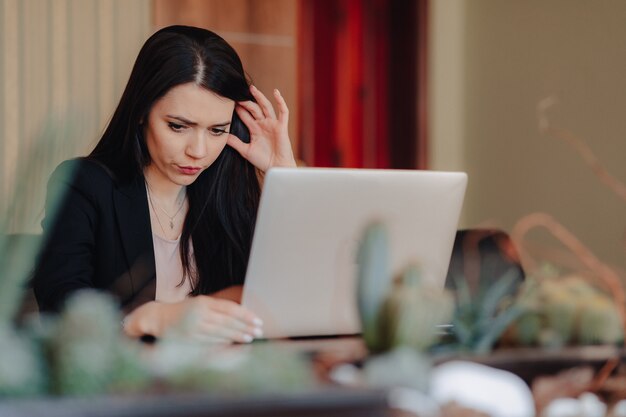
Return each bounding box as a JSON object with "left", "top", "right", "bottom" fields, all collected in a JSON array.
[
  {"left": 227, "top": 85, "right": 297, "bottom": 172},
  {"left": 123, "top": 296, "right": 263, "bottom": 344}
]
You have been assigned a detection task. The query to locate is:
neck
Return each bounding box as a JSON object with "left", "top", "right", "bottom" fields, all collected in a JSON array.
[{"left": 143, "top": 166, "right": 186, "bottom": 205}]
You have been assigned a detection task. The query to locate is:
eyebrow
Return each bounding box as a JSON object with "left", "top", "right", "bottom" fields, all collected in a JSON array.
[{"left": 166, "top": 115, "right": 231, "bottom": 128}]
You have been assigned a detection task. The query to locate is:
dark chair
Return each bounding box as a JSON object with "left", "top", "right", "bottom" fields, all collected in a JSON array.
[{"left": 445, "top": 229, "right": 525, "bottom": 296}]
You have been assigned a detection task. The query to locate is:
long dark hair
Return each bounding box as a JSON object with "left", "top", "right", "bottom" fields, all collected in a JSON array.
[{"left": 90, "top": 25, "right": 260, "bottom": 294}]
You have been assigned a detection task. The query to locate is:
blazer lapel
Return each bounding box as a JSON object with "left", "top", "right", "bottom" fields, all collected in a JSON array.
[{"left": 112, "top": 176, "right": 156, "bottom": 310}]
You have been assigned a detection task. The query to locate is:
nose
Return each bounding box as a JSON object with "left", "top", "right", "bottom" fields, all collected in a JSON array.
[{"left": 186, "top": 131, "right": 207, "bottom": 159}]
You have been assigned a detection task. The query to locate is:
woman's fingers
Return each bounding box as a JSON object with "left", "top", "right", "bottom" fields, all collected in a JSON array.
[
  {"left": 235, "top": 103, "right": 259, "bottom": 130},
  {"left": 238, "top": 86, "right": 284, "bottom": 122},
  {"left": 230, "top": 86, "right": 294, "bottom": 171},
  {"left": 189, "top": 296, "right": 263, "bottom": 343},
  {"left": 237, "top": 100, "right": 265, "bottom": 122},
  {"left": 196, "top": 314, "right": 260, "bottom": 344},
  {"left": 226, "top": 133, "right": 249, "bottom": 157},
  {"left": 273, "top": 89, "right": 289, "bottom": 125},
  {"left": 205, "top": 297, "right": 262, "bottom": 328},
  {"left": 250, "top": 85, "right": 277, "bottom": 119}
]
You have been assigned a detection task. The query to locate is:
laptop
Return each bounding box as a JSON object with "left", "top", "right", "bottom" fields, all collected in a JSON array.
[{"left": 241, "top": 168, "right": 467, "bottom": 339}]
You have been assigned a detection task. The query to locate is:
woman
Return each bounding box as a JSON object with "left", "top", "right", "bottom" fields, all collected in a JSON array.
[{"left": 33, "top": 25, "right": 296, "bottom": 344}]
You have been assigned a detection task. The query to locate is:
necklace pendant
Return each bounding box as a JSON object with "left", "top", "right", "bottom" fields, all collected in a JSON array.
[{"left": 169, "top": 220, "right": 174, "bottom": 229}]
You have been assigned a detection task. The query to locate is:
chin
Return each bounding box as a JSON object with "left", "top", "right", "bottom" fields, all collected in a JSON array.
[
  {"left": 176, "top": 177, "right": 199, "bottom": 186},
  {"left": 174, "top": 172, "right": 204, "bottom": 186}
]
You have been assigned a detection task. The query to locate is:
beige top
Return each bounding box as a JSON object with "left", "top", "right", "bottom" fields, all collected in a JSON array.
[{"left": 152, "top": 233, "right": 193, "bottom": 303}]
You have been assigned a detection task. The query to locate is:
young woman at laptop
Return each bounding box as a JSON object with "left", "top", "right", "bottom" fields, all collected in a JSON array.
[{"left": 33, "top": 26, "right": 296, "bottom": 344}]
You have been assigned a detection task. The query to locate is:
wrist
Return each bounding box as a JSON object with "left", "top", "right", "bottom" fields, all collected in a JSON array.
[{"left": 123, "top": 301, "right": 164, "bottom": 338}]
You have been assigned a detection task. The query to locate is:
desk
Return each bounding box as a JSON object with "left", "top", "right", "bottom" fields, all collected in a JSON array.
[{"left": 245, "top": 336, "right": 367, "bottom": 361}]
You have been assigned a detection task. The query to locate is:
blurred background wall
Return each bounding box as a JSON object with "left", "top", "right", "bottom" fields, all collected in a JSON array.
[
  {"left": 1, "top": 0, "right": 624, "bottom": 272},
  {"left": 0, "top": 0, "right": 151, "bottom": 230},
  {"left": 429, "top": 0, "right": 626, "bottom": 272}
]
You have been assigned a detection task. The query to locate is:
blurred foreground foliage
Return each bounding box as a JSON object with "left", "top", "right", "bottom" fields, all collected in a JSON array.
[
  {"left": 356, "top": 223, "right": 625, "bottom": 357},
  {"left": 0, "top": 123, "right": 315, "bottom": 398},
  {"left": 0, "top": 291, "right": 315, "bottom": 397}
]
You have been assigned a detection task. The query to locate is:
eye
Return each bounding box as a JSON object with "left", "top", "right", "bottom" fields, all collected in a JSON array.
[
  {"left": 168, "top": 122, "right": 187, "bottom": 132},
  {"left": 210, "top": 127, "right": 228, "bottom": 137}
]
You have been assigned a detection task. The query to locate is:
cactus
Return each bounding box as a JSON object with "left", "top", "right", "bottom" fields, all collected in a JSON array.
[
  {"left": 47, "top": 290, "right": 145, "bottom": 395},
  {"left": 356, "top": 223, "right": 456, "bottom": 353},
  {"left": 0, "top": 324, "right": 46, "bottom": 396},
  {"left": 154, "top": 342, "right": 315, "bottom": 394},
  {"left": 356, "top": 222, "right": 391, "bottom": 352},
  {"left": 511, "top": 311, "right": 542, "bottom": 346},
  {"left": 578, "top": 295, "right": 623, "bottom": 345},
  {"left": 542, "top": 294, "right": 578, "bottom": 347},
  {"left": 377, "top": 265, "right": 454, "bottom": 352},
  {"left": 506, "top": 275, "right": 624, "bottom": 347},
  {"left": 362, "top": 346, "right": 431, "bottom": 392}
]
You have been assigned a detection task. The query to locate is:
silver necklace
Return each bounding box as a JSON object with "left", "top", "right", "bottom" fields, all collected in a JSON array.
[{"left": 145, "top": 182, "right": 186, "bottom": 230}]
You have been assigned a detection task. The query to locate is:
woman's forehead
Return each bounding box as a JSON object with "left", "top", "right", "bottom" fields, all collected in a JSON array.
[{"left": 153, "top": 83, "right": 235, "bottom": 123}]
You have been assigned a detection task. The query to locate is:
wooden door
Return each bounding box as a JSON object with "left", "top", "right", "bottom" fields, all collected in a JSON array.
[{"left": 298, "top": 0, "right": 428, "bottom": 169}]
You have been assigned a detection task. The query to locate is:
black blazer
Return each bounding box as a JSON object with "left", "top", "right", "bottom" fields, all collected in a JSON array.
[{"left": 33, "top": 159, "right": 157, "bottom": 313}]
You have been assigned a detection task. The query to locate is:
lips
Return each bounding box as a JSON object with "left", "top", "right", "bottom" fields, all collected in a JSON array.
[{"left": 177, "top": 165, "right": 202, "bottom": 175}]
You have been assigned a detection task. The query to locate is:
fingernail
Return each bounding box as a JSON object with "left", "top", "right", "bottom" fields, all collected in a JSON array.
[
  {"left": 253, "top": 317, "right": 263, "bottom": 327},
  {"left": 274, "top": 88, "right": 280, "bottom": 95},
  {"left": 250, "top": 85, "right": 257, "bottom": 91},
  {"left": 252, "top": 327, "right": 263, "bottom": 338},
  {"left": 242, "top": 334, "right": 253, "bottom": 343}
]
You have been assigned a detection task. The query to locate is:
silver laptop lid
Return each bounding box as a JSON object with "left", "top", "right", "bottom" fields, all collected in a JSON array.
[{"left": 242, "top": 168, "right": 467, "bottom": 339}]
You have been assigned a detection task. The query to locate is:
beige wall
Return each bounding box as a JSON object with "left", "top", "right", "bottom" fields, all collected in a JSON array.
[
  {"left": 429, "top": 0, "right": 626, "bottom": 271},
  {"left": 0, "top": 0, "right": 151, "bottom": 231}
]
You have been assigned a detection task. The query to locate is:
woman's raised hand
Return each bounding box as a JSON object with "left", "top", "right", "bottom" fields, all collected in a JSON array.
[
  {"left": 227, "top": 85, "right": 297, "bottom": 172},
  {"left": 123, "top": 296, "right": 263, "bottom": 344}
]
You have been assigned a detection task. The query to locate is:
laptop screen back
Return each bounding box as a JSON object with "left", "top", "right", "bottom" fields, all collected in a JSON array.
[{"left": 241, "top": 168, "right": 467, "bottom": 339}]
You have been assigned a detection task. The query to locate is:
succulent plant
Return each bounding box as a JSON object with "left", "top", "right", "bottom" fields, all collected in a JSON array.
[
  {"left": 446, "top": 269, "right": 524, "bottom": 353},
  {"left": 356, "top": 222, "right": 391, "bottom": 352},
  {"left": 578, "top": 294, "right": 623, "bottom": 345},
  {"left": 0, "top": 128, "right": 79, "bottom": 326},
  {"left": 152, "top": 342, "right": 315, "bottom": 395},
  {"left": 506, "top": 275, "right": 624, "bottom": 347},
  {"left": 47, "top": 290, "right": 149, "bottom": 395},
  {"left": 356, "top": 222, "right": 456, "bottom": 353},
  {"left": 0, "top": 324, "right": 46, "bottom": 396},
  {"left": 377, "top": 265, "right": 454, "bottom": 352},
  {"left": 362, "top": 346, "right": 431, "bottom": 392}
]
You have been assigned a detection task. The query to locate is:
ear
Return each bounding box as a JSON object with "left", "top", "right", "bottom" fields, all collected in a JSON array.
[{"left": 139, "top": 111, "right": 148, "bottom": 125}]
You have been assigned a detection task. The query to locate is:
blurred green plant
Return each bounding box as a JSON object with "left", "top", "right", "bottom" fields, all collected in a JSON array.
[
  {"left": 356, "top": 222, "right": 390, "bottom": 352},
  {"left": 356, "top": 221, "right": 528, "bottom": 356},
  {"left": 377, "top": 265, "right": 454, "bottom": 352},
  {"left": 0, "top": 289, "right": 316, "bottom": 397},
  {"left": 356, "top": 222, "right": 455, "bottom": 354},
  {"left": 504, "top": 274, "right": 623, "bottom": 348},
  {"left": 0, "top": 120, "right": 316, "bottom": 398},
  {"left": 0, "top": 145, "right": 73, "bottom": 325},
  {"left": 355, "top": 212, "right": 625, "bottom": 361},
  {"left": 444, "top": 270, "right": 524, "bottom": 354},
  {"left": 0, "top": 324, "right": 46, "bottom": 396},
  {"left": 0, "top": 116, "right": 83, "bottom": 325}
]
